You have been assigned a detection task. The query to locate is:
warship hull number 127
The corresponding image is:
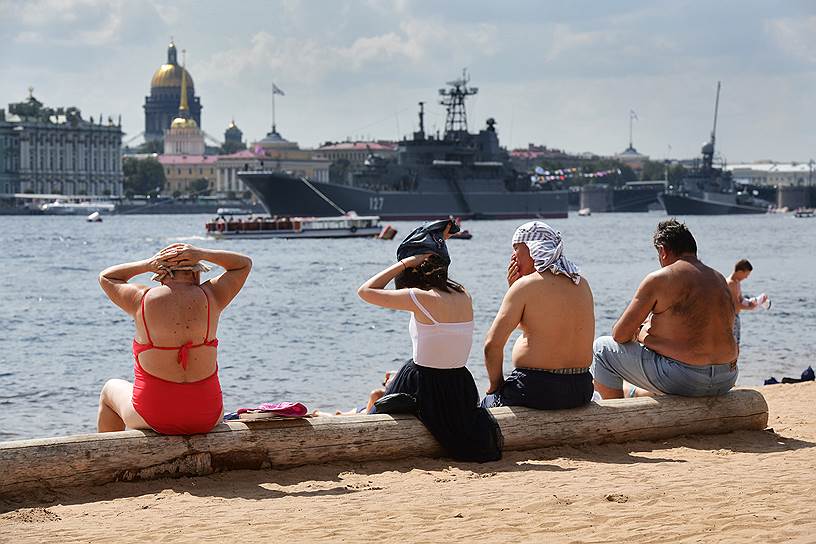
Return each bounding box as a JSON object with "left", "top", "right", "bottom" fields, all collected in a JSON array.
[{"left": 239, "top": 71, "right": 568, "bottom": 221}]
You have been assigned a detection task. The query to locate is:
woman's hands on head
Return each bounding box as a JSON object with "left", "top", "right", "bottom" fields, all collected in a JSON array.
[
  {"left": 155, "top": 243, "right": 203, "bottom": 267},
  {"left": 401, "top": 253, "right": 432, "bottom": 269}
]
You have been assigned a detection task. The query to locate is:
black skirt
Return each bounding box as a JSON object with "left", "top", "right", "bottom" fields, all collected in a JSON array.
[{"left": 384, "top": 359, "right": 503, "bottom": 462}]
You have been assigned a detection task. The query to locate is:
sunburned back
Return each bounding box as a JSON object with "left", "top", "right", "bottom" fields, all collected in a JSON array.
[
  {"left": 135, "top": 283, "right": 220, "bottom": 382},
  {"left": 512, "top": 273, "right": 595, "bottom": 369},
  {"left": 645, "top": 260, "right": 737, "bottom": 364}
]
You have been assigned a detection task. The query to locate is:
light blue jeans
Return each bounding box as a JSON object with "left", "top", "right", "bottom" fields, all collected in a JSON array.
[
  {"left": 733, "top": 314, "right": 741, "bottom": 345},
  {"left": 592, "top": 336, "right": 738, "bottom": 397}
]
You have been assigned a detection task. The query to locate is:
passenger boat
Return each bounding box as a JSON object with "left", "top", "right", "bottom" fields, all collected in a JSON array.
[
  {"left": 40, "top": 200, "right": 116, "bottom": 215},
  {"left": 205, "top": 213, "right": 384, "bottom": 239}
]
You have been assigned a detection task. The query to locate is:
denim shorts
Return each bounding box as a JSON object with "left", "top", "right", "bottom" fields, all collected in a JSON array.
[
  {"left": 591, "top": 336, "right": 738, "bottom": 397},
  {"left": 733, "top": 314, "right": 741, "bottom": 345}
]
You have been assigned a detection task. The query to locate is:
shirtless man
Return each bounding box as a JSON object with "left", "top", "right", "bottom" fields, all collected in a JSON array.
[
  {"left": 592, "top": 219, "right": 738, "bottom": 399},
  {"left": 726, "top": 259, "right": 758, "bottom": 345},
  {"left": 482, "top": 222, "right": 595, "bottom": 410}
]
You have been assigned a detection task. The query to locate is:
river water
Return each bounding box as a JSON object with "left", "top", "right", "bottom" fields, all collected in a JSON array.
[{"left": 1, "top": 212, "right": 813, "bottom": 440}]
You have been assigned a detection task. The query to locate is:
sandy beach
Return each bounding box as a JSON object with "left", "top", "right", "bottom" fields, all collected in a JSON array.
[{"left": 1, "top": 382, "right": 814, "bottom": 543}]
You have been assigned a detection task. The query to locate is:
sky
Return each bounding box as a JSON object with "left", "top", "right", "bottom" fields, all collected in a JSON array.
[{"left": 1, "top": 0, "right": 814, "bottom": 162}]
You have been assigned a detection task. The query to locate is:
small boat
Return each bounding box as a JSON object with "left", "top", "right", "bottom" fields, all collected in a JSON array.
[
  {"left": 216, "top": 207, "right": 252, "bottom": 216},
  {"left": 448, "top": 229, "right": 472, "bottom": 240},
  {"left": 205, "top": 213, "right": 384, "bottom": 239},
  {"left": 41, "top": 200, "right": 116, "bottom": 215},
  {"left": 578, "top": 207, "right": 591, "bottom": 216},
  {"left": 794, "top": 208, "right": 814, "bottom": 218},
  {"left": 377, "top": 224, "right": 398, "bottom": 240},
  {"left": 86, "top": 211, "right": 103, "bottom": 222}
]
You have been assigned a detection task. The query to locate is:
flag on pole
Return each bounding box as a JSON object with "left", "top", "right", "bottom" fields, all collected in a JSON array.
[
  {"left": 272, "top": 83, "right": 285, "bottom": 96},
  {"left": 630, "top": 109, "right": 638, "bottom": 120}
]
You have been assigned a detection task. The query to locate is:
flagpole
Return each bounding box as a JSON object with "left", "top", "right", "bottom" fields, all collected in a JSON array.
[{"left": 272, "top": 89, "right": 276, "bottom": 133}]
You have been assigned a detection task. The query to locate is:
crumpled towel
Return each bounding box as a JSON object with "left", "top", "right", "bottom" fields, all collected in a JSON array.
[{"left": 223, "top": 401, "right": 308, "bottom": 420}]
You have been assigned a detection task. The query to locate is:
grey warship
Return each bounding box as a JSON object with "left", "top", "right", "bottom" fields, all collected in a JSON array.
[
  {"left": 238, "top": 72, "right": 568, "bottom": 220},
  {"left": 660, "top": 82, "right": 771, "bottom": 215}
]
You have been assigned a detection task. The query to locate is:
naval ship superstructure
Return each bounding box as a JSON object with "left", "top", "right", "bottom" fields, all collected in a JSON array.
[{"left": 238, "top": 72, "right": 569, "bottom": 220}]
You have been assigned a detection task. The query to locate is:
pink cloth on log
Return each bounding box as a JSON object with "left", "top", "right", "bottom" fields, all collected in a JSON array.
[{"left": 236, "top": 402, "right": 308, "bottom": 417}]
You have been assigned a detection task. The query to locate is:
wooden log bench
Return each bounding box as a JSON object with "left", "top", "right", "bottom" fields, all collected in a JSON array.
[{"left": 0, "top": 389, "right": 768, "bottom": 495}]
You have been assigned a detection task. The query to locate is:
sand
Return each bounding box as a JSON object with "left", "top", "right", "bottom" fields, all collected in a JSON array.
[{"left": 1, "top": 382, "right": 815, "bottom": 543}]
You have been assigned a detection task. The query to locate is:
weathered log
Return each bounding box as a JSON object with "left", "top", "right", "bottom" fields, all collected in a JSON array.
[{"left": 0, "top": 389, "right": 768, "bottom": 495}]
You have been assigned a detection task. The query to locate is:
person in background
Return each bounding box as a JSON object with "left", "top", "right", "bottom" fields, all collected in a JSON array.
[
  {"left": 592, "top": 219, "right": 738, "bottom": 399},
  {"left": 356, "top": 220, "right": 502, "bottom": 462},
  {"left": 482, "top": 221, "right": 595, "bottom": 410},
  {"left": 726, "top": 259, "right": 765, "bottom": 345},
  {"left": 97, "top": 244, "right": 251, "bottom": 434}
]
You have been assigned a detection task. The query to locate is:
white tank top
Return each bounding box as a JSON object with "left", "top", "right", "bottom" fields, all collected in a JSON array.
[{"left": 408, "top": 288, "right": 474, "bottom": 369}]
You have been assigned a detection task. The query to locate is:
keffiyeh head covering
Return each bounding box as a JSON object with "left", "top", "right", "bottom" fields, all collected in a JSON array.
[
  {"left": 512, "top": 221, "right": 581, "bottom": 284},
  {"left": 152, "top": 262, "right": 211, "bottom": 283}
]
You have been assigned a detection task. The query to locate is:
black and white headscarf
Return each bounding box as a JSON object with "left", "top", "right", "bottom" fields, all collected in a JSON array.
[{"left": 512, "top": 221, "right": 581, "bottom": 285}]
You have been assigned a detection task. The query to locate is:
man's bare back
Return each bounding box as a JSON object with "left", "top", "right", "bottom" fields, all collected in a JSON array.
[
  {"left": 483, "top": 221, "right": 595, "bottom": 410},
  {"left": 638, "top": 258, "right": 737, "bottom": 365},
  {"left": 511, "top": 272, "right": 595, "bottom": 369}
]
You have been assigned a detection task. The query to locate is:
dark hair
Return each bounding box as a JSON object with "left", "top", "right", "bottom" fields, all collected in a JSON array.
[
  {"left": 394, "top": 254, "right": 465, "bottom": 293},
  {"left": 653, "top": 219, "right": 697, "bottom": 255},
  {"left": 734, "top": 259, "right": 753, "bottom": 272}
]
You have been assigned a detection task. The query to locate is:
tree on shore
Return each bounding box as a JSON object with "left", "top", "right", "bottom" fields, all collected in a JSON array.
[{"left": 123, "top": 156, "right": 166, "bottom": 196}]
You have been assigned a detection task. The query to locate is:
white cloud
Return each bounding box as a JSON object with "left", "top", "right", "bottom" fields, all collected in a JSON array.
[{"left": 766, "top": 16, "right": 816, "bottom": 64}]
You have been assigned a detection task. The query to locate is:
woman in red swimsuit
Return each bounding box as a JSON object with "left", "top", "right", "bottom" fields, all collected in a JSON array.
[{"left": 97, "top": 243, "right": 251, "bottom": 435}]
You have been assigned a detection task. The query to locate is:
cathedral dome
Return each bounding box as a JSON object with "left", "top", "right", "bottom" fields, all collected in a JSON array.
[
  {"left": 150, "top": 41, "right": 195, "bottom": 91},
  {"left": 151, "top": 65, "right": 195, "bottom": 90},
  {"left": 171, "top": 116, "right": 198, "bottom": 129}
]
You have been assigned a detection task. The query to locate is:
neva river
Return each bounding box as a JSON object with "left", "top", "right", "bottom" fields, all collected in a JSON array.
[{"left": 1, "top": 212, "right": 814, "bottom": 440}]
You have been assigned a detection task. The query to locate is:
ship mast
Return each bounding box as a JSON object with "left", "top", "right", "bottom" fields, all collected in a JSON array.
[
  {"left": 439, "top": 68, "right": 478, "bottom": 141},
  {"left": 702, "top": 81, "right": 721, "bottom": 172}
]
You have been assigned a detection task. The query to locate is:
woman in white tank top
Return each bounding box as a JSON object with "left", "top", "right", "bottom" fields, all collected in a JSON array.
[{"left": 357, "top": 251, "right": 502, "bottom": 462}]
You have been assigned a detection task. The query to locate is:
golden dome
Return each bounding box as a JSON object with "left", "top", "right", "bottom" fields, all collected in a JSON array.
[
  {"left": 151, "top": 64, "right": 195, "bottom": 90},
  {"left": 171, "top": 116, "right": 198, "bottom": 129}
]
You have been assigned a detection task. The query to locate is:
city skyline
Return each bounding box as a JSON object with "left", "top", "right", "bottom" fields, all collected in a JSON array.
[{"left": 1, "top": 0, "right": 814, "bottom": 162}]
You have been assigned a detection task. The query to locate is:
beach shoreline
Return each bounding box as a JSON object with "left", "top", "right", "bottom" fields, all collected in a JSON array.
[{"left": 1, "top": 382, "right": 814, "bottom": 543}]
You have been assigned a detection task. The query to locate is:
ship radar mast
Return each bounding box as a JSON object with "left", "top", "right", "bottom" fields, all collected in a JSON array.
[
  {"left": 439, "top": 68, "right": 478, "bottom": 140},
  {"left": 702, "top": 81, "right": 721, "bottom": 172}
]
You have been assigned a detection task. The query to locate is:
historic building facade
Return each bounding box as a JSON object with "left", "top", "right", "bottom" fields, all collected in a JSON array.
[
  {"left": 214, "top": 127, "right": 330, "bottom": 197},
  {"left": 0, "top": 113, "right": 19, "bottom": 195},
  {"left": 158, "top": 154, "right": 218, "bottom": 195},
  {"left": 1, "top": 91, "right": 123, "bottom": 196},
  {"left": 144, "top": 40, "right": 202, "bottom": 142}
]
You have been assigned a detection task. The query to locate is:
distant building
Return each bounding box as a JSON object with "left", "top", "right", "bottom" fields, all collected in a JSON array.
[
  {"left": 727, "top": 162, "right": 814, "bottom": 186},
  {"left": 224, "top": 120, "right": 244, "bottom": 149},
  {"left": 0, "top": 89, "right": 123, "bottom": 196},
  {"left": 615, "top": 145, "right": 649, "bottom": 172},
  {"left": 158, "top": 154, "right": 218, "bottom": 195},
  {"left": 215, "top": 126, "right": 330, "bottom": 196},
  {"left": 509, "top": 143, "right": 579, "bottom": 172},
  {"left": 0, "top": 111, "right": 19, "bottom": 195},
  {"left": 144, "top": 40, "right": 202, "bottom": 142},
  {"left": 163, "top": 57, "right": 205, "bottom": 156},
  {"left": 316, "top": 141, "right": 397, "bottom": 166}
]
